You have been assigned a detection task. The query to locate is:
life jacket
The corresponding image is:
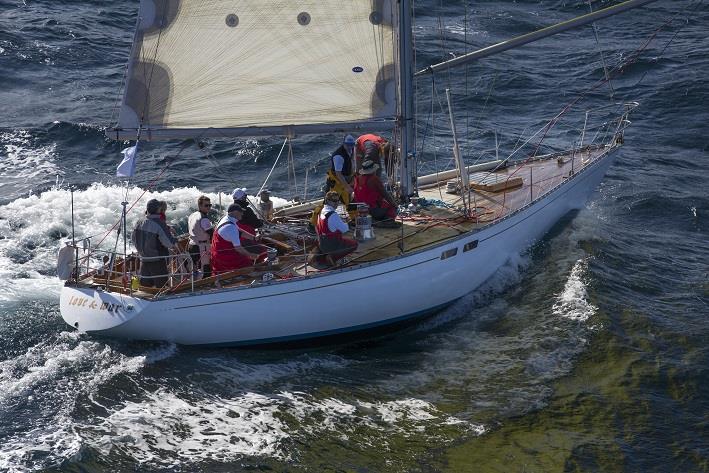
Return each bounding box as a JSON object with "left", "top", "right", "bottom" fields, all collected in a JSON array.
[
  {"left": 210, "top": 220, "right": 251, "bottom": 274},
  {"left": 330, "top": 144, "right": 353, "bottom": 178},
  {"left": 238, "top": 222, "right": 256, "bottom": 238},
  {"left": 353, "top": 174, "right": 383, "bottom": 208},
  {"left": 316, "top": 211, "right": 342, "bottom": 242},
  {"left": 188, "top": 211, "right": 212, "bottom": 245}
]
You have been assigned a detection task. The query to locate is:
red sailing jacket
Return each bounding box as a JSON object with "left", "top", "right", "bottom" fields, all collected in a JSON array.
[
  {"left": 316, "top": 211, "right": 342, "bottom": 241},
  {"left": 210, "top": 221, "right": 251, "bottom": 274}
]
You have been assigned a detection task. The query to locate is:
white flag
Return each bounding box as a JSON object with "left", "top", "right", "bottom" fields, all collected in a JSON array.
[{"left": 116, "top": 144, "right": 138, "bottom": 177}]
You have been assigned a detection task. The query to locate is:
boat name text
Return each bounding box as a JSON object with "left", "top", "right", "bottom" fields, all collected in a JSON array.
[{"left": 67, "top": 296, "right": 124, "bottom": 312}]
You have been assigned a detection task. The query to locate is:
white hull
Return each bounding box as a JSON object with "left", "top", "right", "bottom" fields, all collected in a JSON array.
[{"left": 60, "top": 150, "right": 617, "bottom": 346}]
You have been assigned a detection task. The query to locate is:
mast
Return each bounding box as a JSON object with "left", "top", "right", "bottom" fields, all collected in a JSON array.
[{"left": 398, "top": 0, "right": 415, "bottom": 200}]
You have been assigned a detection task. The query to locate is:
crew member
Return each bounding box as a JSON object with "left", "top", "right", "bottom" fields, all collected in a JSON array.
[
  {"left": 156, "top": 200, "right": 176, "bottom": 236},
  {"left": 355, "top": 133, "right": 389, "bottom": 175},
  {"left": 231, "top": 187, "right": 263, "bottom": 235},
  {"left": 131, "top": 198, "right": 177, "bottom": 287},
  {"left": 326, "top": 134, "right": 356, "bottom": 208},
  {"left": 187, "top": 195, "right": 214, "bottom": 278},
  {"left": 353, "top": 160, "right": 397, "bottom": 221},
  {"left": 315, "top": 191, "right": 358, "bottom": 266},
  {"left": 310, "top": 135, "right": 357, "bottom": 228},
  {"left": 211, "top": 203, "right": 263, "bottom": 274},
  {"left": 231, "top": 187, "right": 268, "bottom": 254}
]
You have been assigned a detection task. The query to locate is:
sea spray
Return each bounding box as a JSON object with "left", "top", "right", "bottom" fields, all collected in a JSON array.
[{"left": 0, "top": 184, "right": 291, "bottom": 304}]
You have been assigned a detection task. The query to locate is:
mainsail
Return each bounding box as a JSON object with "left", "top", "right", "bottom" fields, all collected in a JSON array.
[{"left": 111, "top": 0, "right": 397, "bottom": 141}]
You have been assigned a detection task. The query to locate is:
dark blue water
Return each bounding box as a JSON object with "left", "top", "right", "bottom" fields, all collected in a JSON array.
[{"left": 1, "top": 1, "right": 707, "bottom": 471}]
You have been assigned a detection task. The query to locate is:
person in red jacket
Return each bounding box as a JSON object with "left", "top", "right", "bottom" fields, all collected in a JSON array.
[
  {"left": 355, "top": 133, "right": 389, "bottom": 174},
  {"left": 353, "top": 160, "right": 397, "bottom": 221},
  {"left": 315, "top": 191, "right": 358, "bottom": 266},
  {"left": 211, "top": 203, "right": 262, "bottom": 274}
]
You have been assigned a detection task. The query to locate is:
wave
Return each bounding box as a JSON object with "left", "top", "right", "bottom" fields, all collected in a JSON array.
[
  {"left": 73, "top": 389, "right": 480, "bottom": 468},
  {"left": 552, "top": 259, "right": 597, "bottom": 322},
  {"left": 0, "top": 129, "right": 62, "bottom": 202},
  {"left": 0, "top": 332, "right": 176, "bottom": 472},
  {"left": 0, "top": 183, "right": 293, "bottom": 304}
]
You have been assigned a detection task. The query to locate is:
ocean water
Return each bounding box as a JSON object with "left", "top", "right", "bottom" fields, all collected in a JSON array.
[{"left": 1, "top": 0, "right": 708, "bottom": 471}]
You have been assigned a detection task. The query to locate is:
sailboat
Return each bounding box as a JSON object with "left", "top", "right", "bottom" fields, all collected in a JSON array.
[{"left": 59, "top": 0, "right": 658, "bottom": 346}]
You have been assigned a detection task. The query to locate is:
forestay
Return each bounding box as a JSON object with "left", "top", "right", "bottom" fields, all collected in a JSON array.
[{"left": 112, "top": 0, "right": 397, "bottom": 141}]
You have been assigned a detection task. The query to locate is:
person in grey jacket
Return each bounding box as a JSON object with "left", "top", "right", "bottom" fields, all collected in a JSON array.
[{"left": 131, "top": 198, "right": 177, "bottom": 287}]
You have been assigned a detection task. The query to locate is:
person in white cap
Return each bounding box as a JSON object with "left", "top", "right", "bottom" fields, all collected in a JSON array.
[{"left": 231, "top": 187, "right": 263, "bottom": 235}]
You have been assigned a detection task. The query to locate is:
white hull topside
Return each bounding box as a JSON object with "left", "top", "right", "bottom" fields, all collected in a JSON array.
[{"left": 60, "top": 150, "right": 618, "bottom": 346}]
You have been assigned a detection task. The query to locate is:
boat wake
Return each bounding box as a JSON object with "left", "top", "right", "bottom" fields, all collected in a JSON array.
[
  {"left": 0, "top": 331, "right": 177, "bottom": 472},
  {"left": 0, "top": 334, "right": 482, "bottom": 470},
  {"left": 0, "top": 183, "right": 290, "bottom": 305},
  {"left": 552, "top": 258, "right": 598, "bottom": 322},
  {"left": 78, "top": 388, "right": 482, "bottom": 468}
]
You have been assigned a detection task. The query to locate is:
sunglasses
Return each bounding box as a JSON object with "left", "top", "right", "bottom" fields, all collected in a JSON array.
[{"left": 202, "top": 203, "right": 212, "bottom": 207}]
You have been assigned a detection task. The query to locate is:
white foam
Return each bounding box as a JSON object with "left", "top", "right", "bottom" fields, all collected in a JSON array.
[
  {"left": 552, "top": 259, "right": 597, "bottom": 322},
  {"left": 0, "top": 413, "right": 83, "bottom": 473},
  {"left": 0, "top": 130, "right": 62, "bottom": 191},
  {"left": 360, "top": 398, "right": 436, "bottom": 424},
  {"left": 280, "top": 391, "right": 481, "bottom": 439},
  {"left": 91, "top": 390, "right": 482, "bottom": 467},
  {"left": 0, "top": 335, "right": 176, "bottom": 471},
  {"left": 91, "top": 390, "right": 289, "bottom": 467},
  {"left": 75, "top": 388, "right": 482, "bottom": 468},
  {"left": 0, "top": 183, "right": 295, "bottom": 304}
]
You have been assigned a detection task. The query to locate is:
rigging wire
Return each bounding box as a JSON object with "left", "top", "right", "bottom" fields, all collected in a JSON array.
[
  {"left": 416, "top": 1, "right": 695, "bottom": 223},
  {"left": 490, "top": 6, "right": 695, "bottom": 218},
  {"left": 258, "top": 137, "right": 289, "bottom": 196},
  {"left": 287, "top": 138, "right": 298, "bottom": 197},
  {"left": 429, "top": 75, "right": 444, "bottom": 201},
  {"left": 587, "top": 0, "right": 616, "bottom": 101},
  {"left": 464, "top": 1, "right": 470, "bottom": 158}
]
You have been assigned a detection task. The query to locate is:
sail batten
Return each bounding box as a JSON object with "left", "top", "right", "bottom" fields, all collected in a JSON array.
[{"left": 113, "top": 0, "right": 397, "bottom": 141}]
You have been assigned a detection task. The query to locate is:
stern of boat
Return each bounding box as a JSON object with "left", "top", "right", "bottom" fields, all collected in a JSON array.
[{"left": 60, "top": 284, "right": 148, "bottom": 333}]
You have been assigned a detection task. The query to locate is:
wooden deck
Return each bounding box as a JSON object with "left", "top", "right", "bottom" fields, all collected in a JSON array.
[
  {"left": 80, "top": 145, "right": 611, "bottom": 297},
  {"left": 290, "top": 144, "right": 609, "bottom": 273}
]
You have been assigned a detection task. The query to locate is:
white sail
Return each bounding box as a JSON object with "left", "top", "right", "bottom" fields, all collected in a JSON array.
[{"left": 112, "top": 0, "right": 397, "bottom": 140}]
